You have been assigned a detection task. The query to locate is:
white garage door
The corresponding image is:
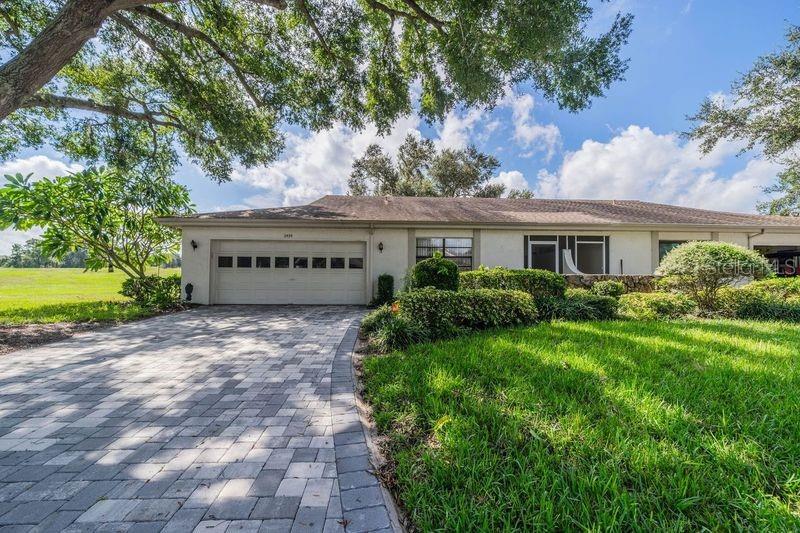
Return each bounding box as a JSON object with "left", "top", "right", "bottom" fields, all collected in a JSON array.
[{"left": 213, "top": 240, "right": 366, "bottom": 304}]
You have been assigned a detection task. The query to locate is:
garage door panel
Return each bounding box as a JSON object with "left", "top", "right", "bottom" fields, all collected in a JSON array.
[{"left": 213, "top": 240, "right": 366, "bottom": 304}]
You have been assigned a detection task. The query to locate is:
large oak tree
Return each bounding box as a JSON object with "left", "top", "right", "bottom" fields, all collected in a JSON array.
[
  {"left": 348, "top": 133, "right": 533, "bottom": 198},
  {"left": 0, "top": 0, "right": 632, "bottom": 181},
  {"left": 688, "top": 26, "right": 800, "bottom": 216}
]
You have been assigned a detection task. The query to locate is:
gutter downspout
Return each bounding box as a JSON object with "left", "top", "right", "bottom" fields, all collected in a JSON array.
[{"left": 746, "top": 229, "right": 765, "bottom": 249}]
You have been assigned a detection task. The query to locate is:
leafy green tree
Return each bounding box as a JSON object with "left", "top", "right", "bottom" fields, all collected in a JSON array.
[
  {"left": 0, "top": 0, "right": 632, "bottom": 181},
  {"left": 0, "top": 168, "right": 193, "bottom": 277},
  {"left": 348, "top": 134, "right": 532, "bottom": 198},
  {"left": 687, "top": 26, "right": 800, "bottom": 215}
]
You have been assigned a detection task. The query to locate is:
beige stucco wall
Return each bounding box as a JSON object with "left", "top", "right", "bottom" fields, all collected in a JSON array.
[
  {"left": 751, "top": 232, "right": 800, "bottom": 246},
  {"left": 178, "top": 225, "right": 800, "bottom": 304}
]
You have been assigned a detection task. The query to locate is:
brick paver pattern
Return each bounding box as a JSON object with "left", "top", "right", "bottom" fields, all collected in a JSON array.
[{"left": 0, "top": 306, "right": 396, "bottom": 533}]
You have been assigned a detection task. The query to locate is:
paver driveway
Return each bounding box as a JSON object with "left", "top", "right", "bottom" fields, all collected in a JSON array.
[{"left": 0, "top": 306, "right": 396, "bottom": 533}]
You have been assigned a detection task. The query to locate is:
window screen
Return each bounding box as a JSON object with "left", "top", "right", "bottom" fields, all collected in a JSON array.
[{"left": 416, "top": 238, "right": 473, "bottom": 270}]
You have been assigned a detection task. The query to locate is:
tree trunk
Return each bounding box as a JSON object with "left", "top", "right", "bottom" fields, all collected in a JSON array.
[{"left": 0, "top": 0, "right": 115, "bottom": 121}]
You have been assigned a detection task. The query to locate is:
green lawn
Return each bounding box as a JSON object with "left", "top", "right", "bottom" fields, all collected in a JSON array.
[
  {"left": 0, "top": 267, "right": 180, "bottom": 324},
  {"left": 363, "top": 320, "right": 800, "bottom": 531}
]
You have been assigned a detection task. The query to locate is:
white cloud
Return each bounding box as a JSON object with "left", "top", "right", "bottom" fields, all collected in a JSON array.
[
  {"left": 0, "top": 155, "right": 83, "bottom": 179},
  {"left": 435, "top": 108, "right": 484, "bottom": 150},
  {"left": 229, "top": 115, "right": 422, "bottom": 207},
  {"left": 489, "top": 170, "right": 531, "bottom": 193},
  {"left": 536, "top": 125, "right": 780, "bottom": 213},
  {"left": 0, "top": 155, "right": 83, "bottom": 254},
  {"left": 0, "top": 229, "right": 42, "bottom": 256},
  {"left": 505, "top": 92, "right": 561, "bottom": 161}
]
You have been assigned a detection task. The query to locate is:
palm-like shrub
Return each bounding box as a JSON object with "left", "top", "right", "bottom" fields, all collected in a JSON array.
[{"left": 656, "top": 241, "right": 772, "bottom": 312}]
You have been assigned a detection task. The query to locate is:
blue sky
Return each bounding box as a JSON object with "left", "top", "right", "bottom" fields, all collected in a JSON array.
[{"left": 1, "top": 0, "right": 798, "bottom": 253}]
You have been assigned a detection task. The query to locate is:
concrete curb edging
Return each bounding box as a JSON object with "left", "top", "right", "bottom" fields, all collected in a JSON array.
[{"left": 336, "top": 321, "right": 405, "bottom": 533}]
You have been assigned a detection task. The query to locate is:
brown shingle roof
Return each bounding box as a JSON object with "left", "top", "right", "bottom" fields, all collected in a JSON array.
[{"left": 175, "top": 195, "right": 800, "bottom": 228}]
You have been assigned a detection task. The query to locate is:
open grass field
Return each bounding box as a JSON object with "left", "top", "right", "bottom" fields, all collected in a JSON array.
[
  {"left": 0, "top": 267, "right": 180, "bottom": 324},
  {"left": 363, "top": 320, "right": 800, "bottom": 531}
]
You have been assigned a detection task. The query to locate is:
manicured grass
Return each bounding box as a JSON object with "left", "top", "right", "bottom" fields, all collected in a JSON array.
[
  {"left": 0, "top": 268, "right": 180, "bottom": 324},
  {"left": 363, "top": 320, "right": 800, "bottom": 531}
]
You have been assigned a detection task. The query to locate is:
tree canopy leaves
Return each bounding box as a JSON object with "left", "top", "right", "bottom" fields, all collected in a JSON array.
[
  {"left": 348, "top": 133, "right": 532, "bottom": 198},
  {"left": 687, "top": 26, "right": 800, "bottom": 216},
  {"left": 0, "top": 0, "right": 632, "bottom": 182}
]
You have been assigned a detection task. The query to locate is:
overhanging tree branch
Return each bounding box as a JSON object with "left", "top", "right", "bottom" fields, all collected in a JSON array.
[
  {"left": 398, "top": 0, "right": 445, "bottom": 32},
  {"left": 130, "top": 5, "right": 265, "bottom": 107},
  {"left": 20, "top": 93, "right": 218, "bottom": 144},
  {"left": 295, "top": 0, "right": 335, "bottom": 58},
  {"left": 364, "top": 0, "right": 416, "bottom": 23}
]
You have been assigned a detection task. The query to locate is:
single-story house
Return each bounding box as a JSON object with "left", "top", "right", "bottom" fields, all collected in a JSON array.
[{"left": 158, "top": 195, "right": 800, "bottom": 305}]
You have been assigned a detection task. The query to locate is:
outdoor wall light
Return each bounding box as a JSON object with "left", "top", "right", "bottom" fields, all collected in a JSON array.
[
  {"left": 185, "top": 283, "right": 193, "bottom": 302},
  {"left": 191, "top": 240, "right": 198, "bottom": 250},
  {"left": 378, "top": 242, "right": 384, "bottom": 253}
]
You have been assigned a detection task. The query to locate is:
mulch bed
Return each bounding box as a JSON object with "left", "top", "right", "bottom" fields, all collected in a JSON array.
[{"left": 0, "top": 322, "right": 112, "bottom": 356}]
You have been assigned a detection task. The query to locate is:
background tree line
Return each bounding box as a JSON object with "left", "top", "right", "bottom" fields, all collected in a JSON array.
[{"left": 0, "top": 237, "right": 181, "bottom": 269}]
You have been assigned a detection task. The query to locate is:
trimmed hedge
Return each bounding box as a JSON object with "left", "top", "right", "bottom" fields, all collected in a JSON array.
[
  {"left": 619, "top": 292, "right": 697, "bottom": 320},
  {"left": 742, "top": 277, "right": 800, "bottom": 299},
  {"left": 460, "top": 267, "right": 566, "bottom": 301},
  {"left": 397, "top": 287, "right": 538, "bottom": 339},
  {"left": 120, "top": 274, "right": 181, "bottom": 309},
  {"left": 718, "top": 286, "right": 800, "bottom": 321},
  {"left": 373, "top": 274, "right": 395, "bottom": 306},
  {"left": 589, "top": 280, "right": 625, "bottom": 299},
  {"left": 411, "top": 252, "right": 459, "bottom": 291},
  {"left": 539, "top": 288, "right": 618, "bottom": 321}
]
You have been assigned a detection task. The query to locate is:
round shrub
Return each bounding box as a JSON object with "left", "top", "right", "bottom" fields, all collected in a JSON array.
[
  {"left": 411, "top": 252, "right": 459, "bottom": 291},
  {"left": 656, "top": 241, "right": 772, "bottom": 312},
  {"left": 618, "top": 292, "right": 697, "bottom": 320},
  {"left": 372, "top": 314, "right": 428, "bottom": 352},
  {"left": 361, "top": 305, "right": 394, "bottom": 335},
  {"left": 589, "top": 280, "right": 625, "bottom": 299},
  {"left": 460, "top": 267, "right": 566, "bottom": 300},
  {"left": 120, "top": 274, "right": 181, "bottom": 309}
]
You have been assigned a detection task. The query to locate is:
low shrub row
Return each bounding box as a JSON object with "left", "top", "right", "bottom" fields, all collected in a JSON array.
[
  {"left": 460, "top": 266, "right": 566, "bottom": 302},
  {"left": 399, "top": 287, "right": 538, "bottom": 337},
  {"left": 362, "top": 288, "right": 538, "bottom": 351},
  {"left": 718, "top": 283, "right": 800, "bottom": 321},
  {"left": 539, "top": 289, "right": 618, "bottom": 321},
  {"left": 619, "top": 292, "right": 697, "bottom": 320}
]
